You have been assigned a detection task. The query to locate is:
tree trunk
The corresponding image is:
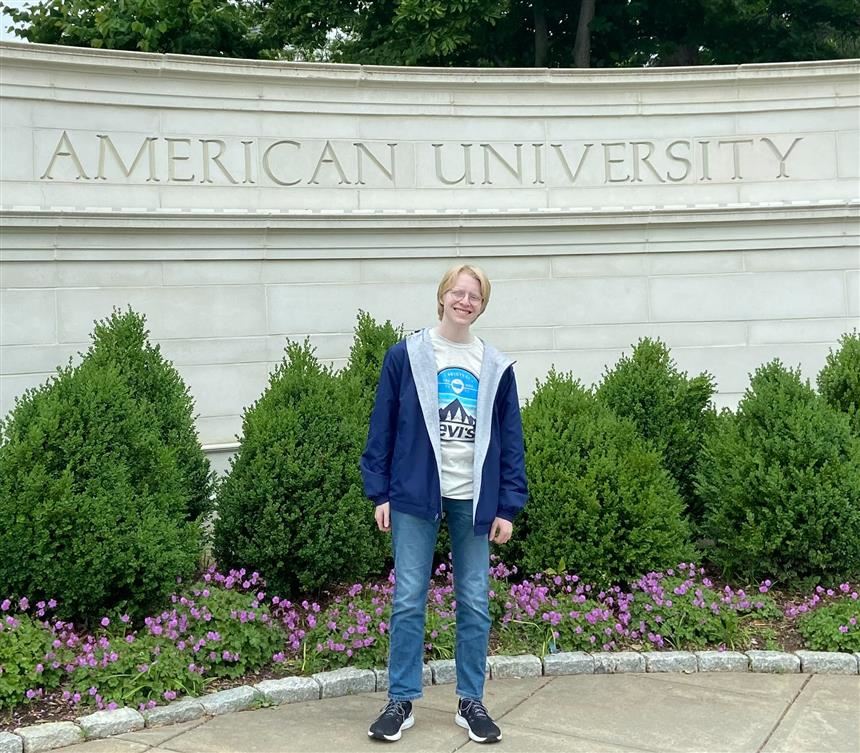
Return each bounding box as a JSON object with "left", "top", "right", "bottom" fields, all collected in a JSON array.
[
  {"left": 665, "top": 43, "right": 699, "bottom": 66},
  {"left": 574, "top": 0, "right": 595, "bottom": 68},
  {"left": 534, "top": 0, "right": 548, "bottom": 67}
]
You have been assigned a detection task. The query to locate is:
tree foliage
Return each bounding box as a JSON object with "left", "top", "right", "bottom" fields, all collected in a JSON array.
[
  {"left": 4, "top": 0, "right": 857, "bottom": 66},
  {"left": 1, "top": 0, "right": 267, "bottom": 57}
]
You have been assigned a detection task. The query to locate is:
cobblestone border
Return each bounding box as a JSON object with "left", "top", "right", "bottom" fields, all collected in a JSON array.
[{"left": 3, "top": 650, "right": 858, "bottom": 753}]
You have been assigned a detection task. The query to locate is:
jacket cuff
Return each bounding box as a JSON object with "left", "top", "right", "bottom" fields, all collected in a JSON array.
[{"left": 496, "top": 508, "right": 518, "bottom": 523}]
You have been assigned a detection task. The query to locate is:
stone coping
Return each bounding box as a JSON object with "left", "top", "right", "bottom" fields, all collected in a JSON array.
[
  {"left": 3, "top": 41, "right": 858, "bottom": 85},
  {"left": 4, "top": 650, "right": 858, "bottom": 753}
]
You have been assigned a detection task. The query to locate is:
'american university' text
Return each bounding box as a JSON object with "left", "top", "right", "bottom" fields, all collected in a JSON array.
[{"left": 38, "top": 132, "right": 806, "bottom": 187}]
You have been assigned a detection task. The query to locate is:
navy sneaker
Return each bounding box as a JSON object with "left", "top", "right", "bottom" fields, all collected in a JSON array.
[
  {"left": 368, "top": 699, "right": 414, "bottom": 742},
  {"left": 455, "top": 698, "right": 501, "bottom": 743}
]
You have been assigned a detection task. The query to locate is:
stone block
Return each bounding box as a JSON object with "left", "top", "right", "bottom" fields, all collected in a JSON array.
[
  {"left": 312, "top": 667, "right": 376, "bottom": 699},
  {"left": 542, "top": 652, "right": 594, "bottom": 676},
  {"left": 143, "top": 699, "right": 205, "bottom": 727},
  {"left": 254, "top": 676, "right": 321, "bottom": 704},
  {"left": 429, "top": 659, "right": 457, "bottom": 685},
  {"left": 650, "top": 271, "right": 845, "bottom": 322},
  {"left": 197, "top": 686, "right": 260, "bottom": 715},
  {"left": 56, "top": 286, "right": 268, "bottom": 343},
  {"left": 0, "top": 732, "right": 22, "bottom": 753},
  {"left": 77, "top": 707, "right": 144, "bottom": 739},
  {"left": 591, "top": 652, "right": 646, "bottom": 674},
  {"left": 487, "top": 654, "right": 542, "bottom": 679},
  {"left": 13, "top": 723, "right": 83, "bottom": 753},
  {"left": 374, "top": 666, "right": 432, "bottom": 692},
  {"left": 428, "top": 659, "right": 490, "bottom": 685},
  {"left": 0, "top": 290, "right": 56, "bottom": 346},
  {"left": 695, "top": 651, "right": 749, "bottom": 672},
  {"left": 645, "top": 651, "right": 697, "bottom": 673},
  {"left": 746, "top": 651, "right": 800, "bottom": 673},
  {"left": 848, "top": 270, "right": 860, "bottom": 317},
  {"left": 487, "top": 277, "right": 650, "bottom": 329},
  {"left": 182, "top": 363, "right": 271, "bottom": 418},
  {"left": 795, "top": 651, "right": 859, "bottom": 674}
]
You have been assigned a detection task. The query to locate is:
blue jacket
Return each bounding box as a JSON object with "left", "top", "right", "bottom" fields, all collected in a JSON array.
[{"left": 360, "top": 328, "right": 528, "bottom": 536}]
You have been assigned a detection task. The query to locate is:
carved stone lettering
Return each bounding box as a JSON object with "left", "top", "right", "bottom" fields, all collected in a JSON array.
[
  {"left": 41, "top": 131, "right": 90, "bottom": 180},
  {"left": 631, "top": 141, "right": 666, "bottom": 183},
  {"left": 200, "top": 139, "right": 238, "bottom": 184},
  {"left": 602, "top": 142, "right": 629, "bottom": 183},
  {"left": 166, "top": 138, "right": 194, "bottom": 182},
  {"left": 354, "top": 143, "right": 397, "bottom": 185},
  {"left": 263, "top": 140, "right": 301, "bottom": 186},
  {"left": 760, "top": 136, "right": 804, "bottom": 178},
  {"left": 308, "top": 141, "right": 351, "bottom": 185},
  {"left": 433, "top": 144, "right": 475, "bottom": 185},
  {"left": 96, "top": 135, "right": 158, "bottom": 181},
  {"left": 36, "top": 133, "right": 808, "bottom": 189},
  {"left": 480, "top": 143, "right": 523, "bottom": 185},
  {"left": 551, "top": 143, "right": 593, "bottom": 183},
  {"left": 718, "top": 138, "right": 755, "bottom": 181},
  {"left": 665, "top": 140, "right": 692, "bottom": 182}
]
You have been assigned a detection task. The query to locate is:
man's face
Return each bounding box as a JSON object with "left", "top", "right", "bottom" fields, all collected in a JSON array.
[{"left": 441, "top": 272, "right": 483, "bottom": 327}]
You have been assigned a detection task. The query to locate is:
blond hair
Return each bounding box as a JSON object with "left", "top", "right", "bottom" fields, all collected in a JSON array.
[{"left": 436, "top": 264, "right": 491, "bottom": 321}]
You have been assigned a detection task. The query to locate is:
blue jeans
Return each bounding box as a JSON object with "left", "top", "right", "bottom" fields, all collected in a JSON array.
[{"left": 387, "top": 499, "right": 490, "bottom": 702}]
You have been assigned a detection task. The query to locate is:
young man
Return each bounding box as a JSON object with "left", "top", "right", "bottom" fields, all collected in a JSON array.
[{"left": 360, "top": 264, "right": 528, "bottom": 744}]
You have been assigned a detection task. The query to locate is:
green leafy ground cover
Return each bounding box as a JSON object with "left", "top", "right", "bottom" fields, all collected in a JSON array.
[{"left": 2, "top": 561, "right": 857, "bottom": 731}]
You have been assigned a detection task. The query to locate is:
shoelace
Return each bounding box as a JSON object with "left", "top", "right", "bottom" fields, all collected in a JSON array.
[
  {"left": 460, "top": 699, "right": 491, "bottom": 720},
  {"left": 380, "top": 700, "right": 409, "bottom": 719}
]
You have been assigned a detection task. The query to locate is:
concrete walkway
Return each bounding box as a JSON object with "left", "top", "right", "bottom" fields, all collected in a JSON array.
[{"left": 54, "top": 673, "right": 859, "bottom": 753}]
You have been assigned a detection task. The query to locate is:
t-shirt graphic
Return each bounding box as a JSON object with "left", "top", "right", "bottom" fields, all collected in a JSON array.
[{"left": 438, "top": 367, "right": 478, "bottom": 442}]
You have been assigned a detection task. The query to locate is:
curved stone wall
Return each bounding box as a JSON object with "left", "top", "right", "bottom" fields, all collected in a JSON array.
[{"left": 1, "top": 43, "right": 858, "bottom": 465}]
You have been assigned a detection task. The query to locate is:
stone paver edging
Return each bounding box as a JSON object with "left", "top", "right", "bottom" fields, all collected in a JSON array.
[{"left": 6, "top": 650, "right": 858, "bottom": 752}]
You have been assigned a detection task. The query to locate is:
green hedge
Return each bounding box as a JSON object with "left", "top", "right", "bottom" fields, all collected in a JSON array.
[
  {"left": 596, "top": 337, "right": 716, "bottom": 527},
  {"left": 83, "top": 308, "right": 213, "bottom": 523},
  {"left": 518, "top": 370, "right": 693, "bottom": 584},
  {"left": 0, "top": 311, "right": 202, "bottom": 623},
  {"left": 213, "top": 313, "right": 402, "bottom": 597},
  {"left": 818, "top": 330, "right": 860, "bottom": 436},
  {"left": 699, "top": 360, "right": 860, "bottom": 581}
]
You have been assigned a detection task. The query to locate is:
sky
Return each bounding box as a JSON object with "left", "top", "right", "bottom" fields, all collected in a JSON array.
[{"left": 1, "top": 0, "right": 28, "bottom": 43}]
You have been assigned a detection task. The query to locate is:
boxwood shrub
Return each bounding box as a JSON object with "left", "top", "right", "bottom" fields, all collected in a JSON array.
[
  {"left": 83, "top": 308, "right": 214, "bottom": 523},
  {"left": 818, "top": 330, "right": 860, "bottom": 435},
  {"left": 214, "top": 313, "right": 402, "bottom": 598},
  {"left": 698, "top": 360, "right": 860, "bottom": 582},
  {"left": 0, "top": 332, "right": 201, "bottom": 623},
  {"left": 518, "top": 369, "right": 693, "bottom": 584},
  {"left": 596, "top": 337, "right": 716, "bottom": 527}
]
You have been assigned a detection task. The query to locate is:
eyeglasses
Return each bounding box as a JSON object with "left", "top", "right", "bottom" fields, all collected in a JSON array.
[{"left": 447, "top": 288, "right": 483, "bottom": 305}]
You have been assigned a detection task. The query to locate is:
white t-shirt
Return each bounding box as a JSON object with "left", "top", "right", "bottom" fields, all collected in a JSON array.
[{"left": 429, "top": 327, "right": 484, "bottom": 500}]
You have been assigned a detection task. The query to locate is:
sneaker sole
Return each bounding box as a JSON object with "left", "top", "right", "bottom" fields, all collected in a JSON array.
[
  {"left": 368, "top": 713, "right": 414, "bottom": 742},
  {"left": 455, "top": 712, "right": 502, "bottom": 744}
]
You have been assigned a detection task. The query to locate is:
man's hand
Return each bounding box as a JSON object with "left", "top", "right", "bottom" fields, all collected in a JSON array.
[
  {"left": 375, "top": 502, "right": 391, "bottom": 533},
  {"left": 489, "top": 517, "right": 513, "bottom": 544}
]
